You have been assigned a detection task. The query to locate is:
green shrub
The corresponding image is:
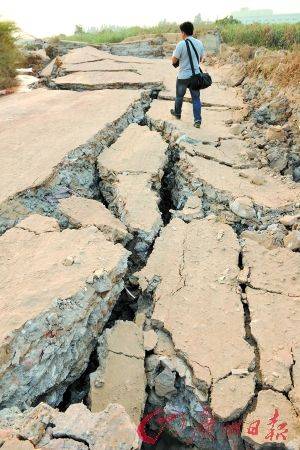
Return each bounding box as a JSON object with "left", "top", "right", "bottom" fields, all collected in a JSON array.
[{"left": 0, "top": 21, "right": 22, "bottom": 89}]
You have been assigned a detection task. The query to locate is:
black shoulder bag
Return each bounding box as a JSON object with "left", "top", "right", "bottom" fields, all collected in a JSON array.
[{"left": 185, "top": 39, "right": 212, "bottom": 90}]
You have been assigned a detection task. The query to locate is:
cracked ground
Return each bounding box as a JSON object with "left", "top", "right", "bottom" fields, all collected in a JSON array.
[{"left": 0, "top": 45, "right": 299, "bottom": 450}]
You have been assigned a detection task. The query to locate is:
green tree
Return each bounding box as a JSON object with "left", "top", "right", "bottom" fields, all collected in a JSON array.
[
  {"left": 194, "top": 14, "right": 202, "bottom": 25},
  {"left": 215, "top": 16, "right": 241, "bottom": 26},
  {"left": 0, "top": 21, "right": 22, "bottom": 89},
  {"left": 74, "top": 24, "right": 84, "bottom": 34}
]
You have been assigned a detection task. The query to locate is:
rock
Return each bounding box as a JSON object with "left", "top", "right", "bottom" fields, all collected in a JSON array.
[
  {"left": 52, "top": 403, "right": 139, "bottom": 450},
  {"left": 229, "top": 197, "right": 256, "bottom": 220},
  {"left": 265, "top": 125, "right": 285, "bottom": 141},
  {"left": 242, "top": 390, "right": 300, "bottom": 447},
  {"left": 266, "top": 147, "right": 288, "bottom": 171},
  {"left": 89, "top": 321, "right": 146, "bottom": 424},
  {"left": 59, "top": 196, "right": 131, "bottom": 244},
  {"left": 16, "top": 214, "right": 60, "bottom": 234},
  {"left": 226, "top": 63, "right": 246, "bottom": 87},
  {"left": 154, "top": 368, "right": 176, "bottom": 397},
  {"left": 253, "top": 96, "right": 292, "bottom": 125},
  {"left": 0, "top": 226, "right": 129, "bottom": 408},
  {"left": 18, "top": 403, "right": 57, "bottom": 445},
  {"left": 279, "top": 214, "right": 300, "bottom": 227},
  {"left": 284, "top": 230, "right": 300, "bottom": 250},
  {"left": 97, "top": 123, "right": 168, "bottom": 260},
  {"left": 230, "top": 123, "right": 245, "bottom": 136},
  {"left": 241, "top": 229, "right": 284, "bottom": 250},
  {"left": 144, "top": 329, "right": 158, "bottom": 351},
  {"left": 211, "top": 374, "right": 255, "bottom": 421},
  {"left": 293, "top": 165, "right": 300, "bottom": 182},
  {"left": 250, "top": 174, "right": 266, "bottom": 186}
]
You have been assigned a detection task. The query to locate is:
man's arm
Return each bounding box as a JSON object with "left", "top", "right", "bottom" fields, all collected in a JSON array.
[
  {"left": 172, "top": 55, "right": 179, "bottom": 65},
  {"left": 172, "top": 42, "right": 182, "bottom": 66}
]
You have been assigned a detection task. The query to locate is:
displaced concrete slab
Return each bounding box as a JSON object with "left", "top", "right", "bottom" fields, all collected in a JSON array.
[
  {"left": 138, "top": 218, "right": 255, "bottom": 414},
  {"left": 242, "top": 390, "right": 300, "bottom": 448},
  {"left": 243, "top": 238, "right": 300, "bottom": 296},
  {"left": 59, "top": 196, "right": 131, "bottom": 244},
  {"left": 98, "top": 124, "right": 167, "bottom": 258},
  {"left": 89, "top": 321, "right": 146, "bottom": 424},
  {"left": 181, "top": 138, "right": 251, "bottom": 168},
  {"left": 61, "top": 46, "right": 109, "bottom": 64},
  {"left": 247, "top": 289, "right": 299, "bottom": 397},
  {"left": 175, "top": 152, "right": 300, "bottom": 211},
  {"left": 54, "top": 70, "right": 159, "bottom": 90},
  {"left": 63, "top": 59, "right": 139, "bottom": 73},
  {"left": 147, "top": 99, "right": 235, "bottom": 143},
  {"left": 0, "top": 88, "right": 141, "bottom": 206},
  {"left": 0, "top": 225, "right": 129, "bottom": 408},
  {"left": 98, "top": 123, "right": 167, "bottom": 174}
]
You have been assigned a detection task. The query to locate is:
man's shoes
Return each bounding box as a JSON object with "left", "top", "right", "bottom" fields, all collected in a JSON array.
[
  {"left": 194, "top": 120, "right": 201, "bottom": 128},
  {"left": 170, "top": 109, "right": 181, "bottom": 120}
]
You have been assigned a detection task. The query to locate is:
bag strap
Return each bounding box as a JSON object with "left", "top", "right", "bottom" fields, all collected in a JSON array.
[
  {"left": 185, "top": 39, "right": 195, "bottom": 76},
  {"left": 186, "top": 39, "right": 203, "bottom": 73}
]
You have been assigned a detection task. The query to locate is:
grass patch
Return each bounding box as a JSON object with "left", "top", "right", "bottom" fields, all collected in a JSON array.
[
  {"left": 220, "top": 23, "right": 300, "bottom": 49},
  {"left": 0, "top": 21, "right": 22, "bottom": 90},
  {"left": 61, "top": 20, "right": 300, "bottom": 50}
]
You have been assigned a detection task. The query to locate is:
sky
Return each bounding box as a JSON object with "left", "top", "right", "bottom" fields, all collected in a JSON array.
[{"left": 1, "top": 0, "right": 299, "bottom": 37}]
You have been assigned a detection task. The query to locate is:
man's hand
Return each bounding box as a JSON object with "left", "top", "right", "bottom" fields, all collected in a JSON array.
[{"left": 172, "top": 56, "right": 179, "bottom": 68}]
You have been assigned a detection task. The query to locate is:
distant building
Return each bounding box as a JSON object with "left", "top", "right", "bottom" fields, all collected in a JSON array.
[{"left": 231, "top": 8, "right": 300, "bottom": 24}]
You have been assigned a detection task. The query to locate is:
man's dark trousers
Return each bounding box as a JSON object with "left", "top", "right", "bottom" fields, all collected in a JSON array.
[{"left": 174, "top": 78, "right": 202, "bottom": 122}]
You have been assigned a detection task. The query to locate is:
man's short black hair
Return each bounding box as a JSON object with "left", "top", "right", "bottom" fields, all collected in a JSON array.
[{"left": 180, "top": 21, "right": 194, "bottom": 36}]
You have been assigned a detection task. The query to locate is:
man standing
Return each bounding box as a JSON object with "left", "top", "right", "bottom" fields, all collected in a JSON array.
[{"left": 171, "top": 21, "right": 205, "bottom": 128}]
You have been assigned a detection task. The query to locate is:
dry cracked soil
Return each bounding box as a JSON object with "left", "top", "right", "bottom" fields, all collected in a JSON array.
[{"left": 0, "top": 44, "right": 299, "bottom": 450}]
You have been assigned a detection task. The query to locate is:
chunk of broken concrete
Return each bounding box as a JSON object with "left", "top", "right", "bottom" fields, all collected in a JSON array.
[
  {"left": 242, "top": 390, "right": 299, "bottom": 447},
  {"left": 144, "top": 329, "right": 158, "bottom": 351},
  {"left": 229, "top": 197, "right": 256, "bottom": 220},
  {"left": 89, "top": 321, "right": 146, "bottom": 424},
  {"left": 52, "top": 402, "right": 139, "bottom": 450},
  {"left": 16, "top": 214, "right": 60, "bottom": 234},
  {"left": 279, "top": 214, "right": 300, "bottom": 227},
  {"left": 211, "top": 374, "right": 255, "bottom": 421},
  {"left": 154, "top": 367, "right": 176, "bottom": 397},
  {"left": 0, "top": 226, "right": 129, "bottom": 409},
  {"left": 284, "top": 230, "right": 300, "bottom": 250},
  {"left": 265, "top": 125, "right": 285, "bottom": 142},
  {"left": 1, "top": 439, "right": 34, "bottom": 450},
  {"left": 59, "top": 196, "right": 131, "bottom": 244}
]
